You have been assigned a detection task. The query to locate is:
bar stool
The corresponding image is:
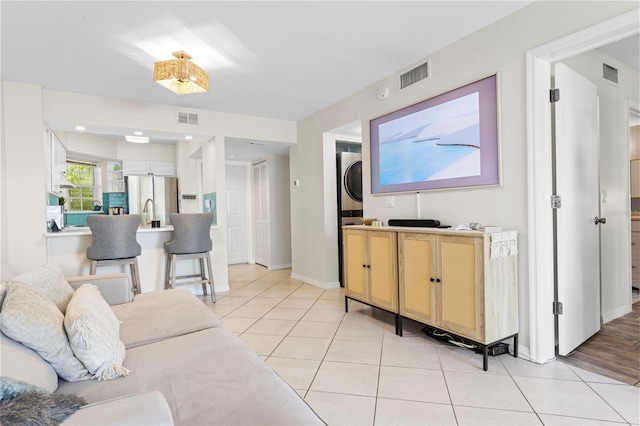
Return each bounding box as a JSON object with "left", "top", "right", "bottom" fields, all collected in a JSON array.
[
  {"left": 164, "top": 213, "right": 216, "bottom": 302},
  {"left": 86, "top": 214, "right": 142, "bottom": 295}
]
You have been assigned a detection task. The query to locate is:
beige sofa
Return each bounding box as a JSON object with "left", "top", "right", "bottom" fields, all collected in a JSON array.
[{"left": 1, "top": 273, "right": 323, "bottom": 425}]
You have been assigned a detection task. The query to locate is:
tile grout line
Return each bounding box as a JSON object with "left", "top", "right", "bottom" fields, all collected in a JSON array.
[{"left": 298, "top": 295, "right": 348, "bottom": 403}]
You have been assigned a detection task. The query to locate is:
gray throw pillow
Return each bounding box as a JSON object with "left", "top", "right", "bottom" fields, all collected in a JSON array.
[
  {"left": 13, "top": 263, "right": 74, "bottom": 314},
  {"left": 1, "top": 281, "right": 91, "bottom": 382}
]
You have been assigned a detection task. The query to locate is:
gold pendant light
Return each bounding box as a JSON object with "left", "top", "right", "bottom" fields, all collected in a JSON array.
[{"left": 154, "top": 51, "right": 209, "bottom": 94}]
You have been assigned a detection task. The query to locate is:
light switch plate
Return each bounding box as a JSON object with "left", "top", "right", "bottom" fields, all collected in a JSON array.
[{"left": 385, "top": 196, "right": 394, "bottom": 208}]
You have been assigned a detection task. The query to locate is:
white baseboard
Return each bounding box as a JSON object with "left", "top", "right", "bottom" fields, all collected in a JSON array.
[
  {"left": 602, "top": 304, "right": 632, "bottom": 324},
  {"left": 269, "top": 263, "right": 292, "bottom": 270},
  {"left": 291, "top": 272, "right": 341, "bottom": 290}
]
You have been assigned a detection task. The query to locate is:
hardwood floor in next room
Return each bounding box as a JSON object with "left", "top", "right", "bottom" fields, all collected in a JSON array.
[{"left": 561, "top": 291, "right": 640, "bottom": 387}]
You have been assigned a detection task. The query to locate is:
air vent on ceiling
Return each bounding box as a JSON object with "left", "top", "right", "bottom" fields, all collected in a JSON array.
[
  {"left": 603, "top": 63, "right": 618, "bottom": 85},
  {"left": 178, "top": 112, "right": 199, "bottom": 125},
  {"left": 400, "top": 61, "right": 430, "bottom": 89}
]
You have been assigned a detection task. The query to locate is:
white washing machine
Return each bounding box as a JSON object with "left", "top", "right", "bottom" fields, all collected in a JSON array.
[
  {"left": 338, "top": 152, "right": 363, "bottom": 214},
  {"left": 337, "top": 152, "right": 363, "bottom": 287}
]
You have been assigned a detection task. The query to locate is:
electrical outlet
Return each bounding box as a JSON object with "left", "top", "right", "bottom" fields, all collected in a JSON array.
[{"left": 384, "top": 196, "right": 394, "bottom": 208}]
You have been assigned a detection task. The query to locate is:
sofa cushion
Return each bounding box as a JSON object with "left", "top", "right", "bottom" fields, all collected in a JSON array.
[
  {"left": 1, "top": 282, "right": 91, "bottom": 382},
  {"left": 64, "top": 284, "right": 130, "bottom": 381},
  {"left": 62, "top": 391, "right": 174, "bottom": 426},
  {"left": 57, "top": 328, "right": 323, "bottom": 425},
  {"left": 111, "top": 289, "right": 221, "bottom": 348},
  {"left": 13, "top": 263, "right": 75, "bottom": 314},
  {"left": 0, "top": 333, "right": 59, "bottom": 393}
]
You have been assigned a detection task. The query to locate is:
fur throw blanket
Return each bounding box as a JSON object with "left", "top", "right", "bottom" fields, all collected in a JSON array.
[{"left": 0, "top": 377, "right": 85, "bottom": 426}]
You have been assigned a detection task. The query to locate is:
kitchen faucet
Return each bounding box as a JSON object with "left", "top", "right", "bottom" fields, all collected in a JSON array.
[{"left": 142, "top": 198, "right": 155, "bottom": 226}]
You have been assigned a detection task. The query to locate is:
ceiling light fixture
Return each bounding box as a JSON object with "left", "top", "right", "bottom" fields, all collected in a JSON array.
[
  {"left": 134, "top": 131, "right": 143, "bottom": 136},
  {"left": 154, "top": 51, "right": 209, "bottom": 95},
  {"left": 125, "top": 135, "right": 150, "bottom": 144},
  {"left": 185, "top": 135, "right": 193, "bottom": 140},
  {"left": 75, "top": 126, "right": 85, "bottom": 131}
]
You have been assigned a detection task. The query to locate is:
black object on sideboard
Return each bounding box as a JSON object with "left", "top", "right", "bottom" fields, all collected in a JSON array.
[{"left": 387, "top": 219, "right": 440, "bottom": 228}]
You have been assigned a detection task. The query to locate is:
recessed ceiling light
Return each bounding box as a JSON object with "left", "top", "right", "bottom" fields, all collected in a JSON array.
[
  {"left": 185, "top": 135, "right": 193, "bottom": 140},
  {"left": 75, "top": 126, "right": 85, "bottom": 131},
  {"left": 125, "top": 135, "right": 150, "bottom": 144},
  {"left": 134, "top": 131, "right": 143, "bottom": 136},
  {"left": 227, "top": 154, "right": 237, "bottom": 158}
]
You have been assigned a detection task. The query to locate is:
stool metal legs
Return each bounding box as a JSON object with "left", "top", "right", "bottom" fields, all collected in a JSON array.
[
  {"left": 90, "top": 257, "right": 141, "bottom": 295},
  {"left": 165, "top": 252, "right": 216, "bottom": 303}
]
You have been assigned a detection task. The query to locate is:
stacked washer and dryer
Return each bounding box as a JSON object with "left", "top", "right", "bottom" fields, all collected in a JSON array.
[{"left": 337, "top": 152, "right": 363, "bottom": 286}]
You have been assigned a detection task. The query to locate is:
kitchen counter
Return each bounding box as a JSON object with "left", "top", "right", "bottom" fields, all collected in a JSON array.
[
  {"left": 45, "top": 224, "right": 225, "bottom": 294},
  {"left": 45, "top": 225, "right": 175, "bottom": 237}
]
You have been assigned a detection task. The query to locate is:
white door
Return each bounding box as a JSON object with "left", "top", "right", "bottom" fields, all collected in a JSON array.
[
  {"left": 554, "top": 62, "right": 602, "bottom": 356},
  {"left": 253, "top": 161, "right": 270, "bottom": 267},
  {"left": 226, "top": 164, "right": 250, "bottom": 264}
]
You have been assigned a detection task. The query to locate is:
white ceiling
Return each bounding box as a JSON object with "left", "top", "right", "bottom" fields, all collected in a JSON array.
[{"left": 3, "top": 1, "right": 636, "bottom": 161}]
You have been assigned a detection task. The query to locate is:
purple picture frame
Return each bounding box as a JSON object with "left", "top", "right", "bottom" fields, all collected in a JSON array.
[{"left": 370, "top": 74, "right": 499, "bottom": 194}]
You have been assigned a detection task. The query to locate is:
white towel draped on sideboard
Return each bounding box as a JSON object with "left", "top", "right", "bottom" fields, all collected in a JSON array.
[{"left": 490, "top": 231, "right": 518, "bottom": 259}]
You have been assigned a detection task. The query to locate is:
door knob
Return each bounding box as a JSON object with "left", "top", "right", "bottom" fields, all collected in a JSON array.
[{"left": 594, "top": 216, "right": 607, "bottom": 225}]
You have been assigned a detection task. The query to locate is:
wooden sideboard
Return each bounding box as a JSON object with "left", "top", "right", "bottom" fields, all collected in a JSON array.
[{"left": 342, "top": 225, "right": 518, "bottom": 370}]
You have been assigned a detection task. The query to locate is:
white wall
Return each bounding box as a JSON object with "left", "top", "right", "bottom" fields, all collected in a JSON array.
[
  {"left": 0, "top": 83, "right": 6, "bottom": 278},
  {"left": 43, "top": 90, "right": 297, "bottom": 143},
  {"left": 562, "top": 50, "right": 640, "bottom": 322},
  {"left": 290, "top": 1, "right": 638, "bottom": 358},
  {"left": 267, "top": 155, "right": 292, "bottom": 269},
  {"left": 60, "top": 131, "right": 118, "bottom": 159},
  {"left": 1, "top": 82, "right": 48, "bottom": 278}
]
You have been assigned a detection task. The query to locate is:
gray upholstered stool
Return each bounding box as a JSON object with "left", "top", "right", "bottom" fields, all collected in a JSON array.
[
  {"left": 87, "top": 214, "right": 142, "bottom": 295},
  {"left": 164, "top": 213, "right": 216, "bottom": 302}
]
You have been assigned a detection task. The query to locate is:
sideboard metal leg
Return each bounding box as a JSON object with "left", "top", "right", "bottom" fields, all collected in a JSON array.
[{"left": 483, "top": 345, "right": 488, "bottom": 371}]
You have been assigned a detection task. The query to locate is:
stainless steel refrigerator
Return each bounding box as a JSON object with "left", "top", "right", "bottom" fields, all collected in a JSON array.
[{"left": 125, "top": 176, "right": 178, "bottom": 227}]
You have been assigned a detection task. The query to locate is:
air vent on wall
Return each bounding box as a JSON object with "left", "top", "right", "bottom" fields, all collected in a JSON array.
[
  {"left": 400, "top": 60, "right": 430, "bottom": 89},
  {"left": 603, "top": 63, "right": 618, "bottom": 85},
  {"left": 178, "top": 111, "right": 199, "bottom": 125}
]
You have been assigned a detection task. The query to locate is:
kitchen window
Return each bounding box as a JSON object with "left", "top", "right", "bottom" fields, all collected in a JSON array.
[{"left": 66, "top": 160, "right": 97, "bottom": 211}]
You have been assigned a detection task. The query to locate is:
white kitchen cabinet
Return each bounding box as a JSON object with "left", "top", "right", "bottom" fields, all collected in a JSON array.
[
  {"left": 150, "top": 161, "right": 175, "bottom": 176},
  {"left": 122, "top": 160, "right": 175, "bottom": 176},
  {"left": 48, "top": 131, "right": 67, "bottom": 194}
]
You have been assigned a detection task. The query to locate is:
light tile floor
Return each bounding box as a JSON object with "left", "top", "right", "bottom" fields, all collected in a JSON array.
[{"left": 202, "top": 264, "right": 639, "bottom": 426}]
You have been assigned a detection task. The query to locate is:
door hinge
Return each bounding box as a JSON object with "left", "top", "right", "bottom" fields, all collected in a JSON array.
[
  {"left": 550, "top": 89, "right": 560, "bottom": 103},
  {"left": 553, "top": 300, "right": 563, "bottom": 315},
  {"left": 551, "top": 195, "right": 562, "bottom": 209}
]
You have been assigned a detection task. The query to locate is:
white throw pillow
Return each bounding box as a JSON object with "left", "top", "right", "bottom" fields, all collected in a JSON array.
[
  {"left": 0, "top": 281, "right": 91, "bottom": 382},
  {"left": 13, "top": 263, "right": 74, "bottom": 313},
  {"left": 64, "top": 284, "right": 130, "bottom": 381}
]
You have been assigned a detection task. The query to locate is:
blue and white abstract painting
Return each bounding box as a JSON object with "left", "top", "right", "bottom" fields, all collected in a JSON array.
[{"left": 378, "top": 92, "right": 481, "bottom": 186}]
